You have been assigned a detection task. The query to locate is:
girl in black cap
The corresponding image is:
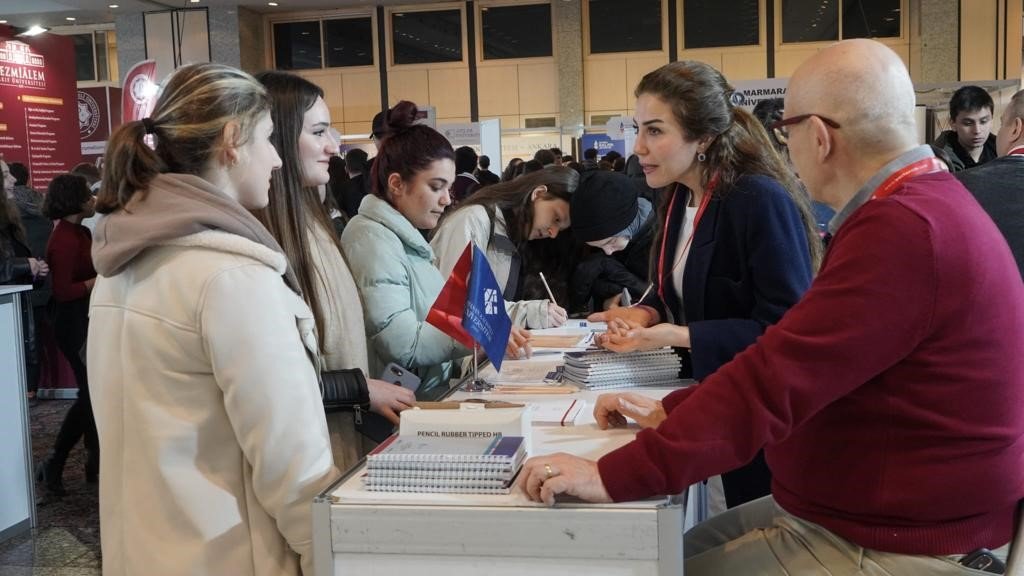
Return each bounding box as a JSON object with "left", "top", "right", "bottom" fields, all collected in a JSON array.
[{"left": 569, "top": 170, "right": 655, "bottom": 313}]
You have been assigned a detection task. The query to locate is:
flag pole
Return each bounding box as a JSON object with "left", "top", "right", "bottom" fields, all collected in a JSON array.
[{"left": 465, "top": 343, "right": 492, "bottom": 392}]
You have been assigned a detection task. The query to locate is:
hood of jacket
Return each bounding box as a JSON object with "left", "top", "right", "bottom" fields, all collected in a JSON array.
[
  {"left": 357, "top": 193, "right": 434, "bottom": 261},
  {"left": 92, "top": 173, "right": 298, "bottom": 290}
]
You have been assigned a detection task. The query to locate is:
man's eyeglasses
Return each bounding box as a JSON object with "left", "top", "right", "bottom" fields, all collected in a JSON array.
[{"left": 770, "top": 114, "right": 842, "bottom": 143}]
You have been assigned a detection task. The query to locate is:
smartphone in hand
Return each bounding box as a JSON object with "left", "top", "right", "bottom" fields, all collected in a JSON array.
[{"left": 380, "top": 363, "right": 421, "bottom": 392}]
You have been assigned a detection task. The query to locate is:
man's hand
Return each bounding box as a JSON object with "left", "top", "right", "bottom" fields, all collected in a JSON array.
[
  {"left": 593, "top": 392, "right": 667, "bottom": 430},
  {"left": 367, "top": 378, "right": 416, "bottom": 425},
  {"left": 520, "top": 453, "right": 612, "bottom": 506}
]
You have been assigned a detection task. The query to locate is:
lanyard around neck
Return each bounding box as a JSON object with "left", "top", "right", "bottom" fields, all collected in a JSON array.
[
  {"left": 657, "top": 175, "right": 718, "bottom": 300},
  {"left": 870, "top": 157, "right": 947, "bottom": 200}
]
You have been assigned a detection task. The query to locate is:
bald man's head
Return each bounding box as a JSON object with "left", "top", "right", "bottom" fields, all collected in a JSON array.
[
  {"left": 996, "top": 89, "right": 1024, "bottom": 156},
  {"left": 788, "top": 39, "right": 918, "bottom": 155}
]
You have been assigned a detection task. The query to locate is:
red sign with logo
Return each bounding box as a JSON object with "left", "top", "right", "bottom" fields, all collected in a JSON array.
[
  {"left": 0, "top": 26, "right": 81, "bottom": 190},
  {"left": 78, "top": 85, "right": 122, "bottom": 166}
]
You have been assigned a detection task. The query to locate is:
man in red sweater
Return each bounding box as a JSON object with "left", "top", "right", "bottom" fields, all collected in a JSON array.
[{"left": 521, "top": 39, "right": 1024, "bottom": 574}]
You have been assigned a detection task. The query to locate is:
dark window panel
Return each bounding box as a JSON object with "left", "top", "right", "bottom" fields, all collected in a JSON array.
[
  {"left": 324, "top": 17, "right": 374, "bottom": 67},
  {"left": 482, "top": 4, "right": 552, "bottom": 60},
  {"left": 273, "top": 21, "right": 322, "bottom": 70},
  {"left": 782, "top": 0, "right": 838, "bottom": 43},
  {"left": 683, "top": 0, "right": 759, "bottom": 49},
  {"left": 842, "top": 0, "right": 900, "bottom": 39},
  {"left": 589, "top": 0, "right": 662, "bottom": 54},
  {"left": 392, "top": 9, "right": 463, "bottom": 65},
  {"left": 72, "top": 33, "right": 95, "bottom": 82},
  {"left": 94, "top": 31, "right": 109, "bottom": 82}
]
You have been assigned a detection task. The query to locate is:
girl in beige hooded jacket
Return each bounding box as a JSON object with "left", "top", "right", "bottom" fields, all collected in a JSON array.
[{"left": 87, "top": 63, "right": 338, "bottom": 576}]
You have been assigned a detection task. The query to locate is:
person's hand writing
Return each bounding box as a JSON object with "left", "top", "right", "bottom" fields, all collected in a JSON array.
[
  {"left": 587, "top": 305, "right": 656, "bottom": 327},
  {"left": 519, "top": 453, "right": 612, "bottom": 506},
  {"left": 545, "top": 302, "right": 568, "bottom": 327},
  {"left": 593, "top": 392, "right": 666, "bottom": 430},
  {"left": 505, "top": 325, "right": 533, "bottom": 359},
  {"left": 367, "top": 378, "right": 417, "bottom": 425},
  {"left": 598, "top": 320, "right": 689, "bottom": 352}
]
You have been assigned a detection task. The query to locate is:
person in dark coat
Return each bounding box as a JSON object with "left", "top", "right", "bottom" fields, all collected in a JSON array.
[
  {"left": 569, "top": 171, "right": 654, "bottom": 314},
  {"left": 450, "top": 146, "right": 479, "bottom": 204},
  {"left": 956, "top": 88, "right": 1024, "bottom": 279},
  {"left": 474, "top": 155, "right": 500, "bottom": 187},
  {"left": 338, "top": 149, "right": 369, "bottom": 218}
]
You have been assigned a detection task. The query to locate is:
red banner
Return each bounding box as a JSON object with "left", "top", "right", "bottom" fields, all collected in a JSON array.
[
  {"left": 0, "top": 26, "right": 81, "bottom": 190},
  {"left": 78, "top": 85, "right": 122, "bottom": 166},
  {"left": 120, "top": 59, "right": 157, "bottom": 124}
]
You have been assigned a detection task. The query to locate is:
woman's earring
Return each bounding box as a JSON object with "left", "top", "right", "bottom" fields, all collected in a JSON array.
[{"left": 697, "top": 151, "right": 707, "bottom": 162}]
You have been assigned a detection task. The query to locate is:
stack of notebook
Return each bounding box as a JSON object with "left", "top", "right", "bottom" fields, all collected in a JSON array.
[
  {"left": 561, "top": 348, "right": 683, "bottom": 390},
  {"left": 363, "top": 435, "right": 526, "bottom": 494}
]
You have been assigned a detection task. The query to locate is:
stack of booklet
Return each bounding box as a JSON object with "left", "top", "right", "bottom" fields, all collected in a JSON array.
[
  {"left": 363, "top": 435, "right": 526, "bottom": 494},
  {"left": 562, "top": 348, "right": 683, "bottom": 390}
]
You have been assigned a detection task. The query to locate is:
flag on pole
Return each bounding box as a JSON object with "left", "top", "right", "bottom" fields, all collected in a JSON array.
[
  {"left": 425, "top": 244, "right": 475, "bottom": 349},
  {"left": 426, "top": 243, "right": 513, "bottom": 371}
]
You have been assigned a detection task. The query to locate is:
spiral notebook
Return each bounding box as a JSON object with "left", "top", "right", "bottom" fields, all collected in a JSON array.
[
  {"left": 561, "top": 348, "right": 683, "bottom": 389},
  {"left": 363, "top": 435, "right": 526, "bottom": 494}
]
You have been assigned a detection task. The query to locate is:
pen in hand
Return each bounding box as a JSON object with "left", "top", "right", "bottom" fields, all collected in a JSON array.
[{"left": 539, "top": 272, "right": 557, "bottom": 306}]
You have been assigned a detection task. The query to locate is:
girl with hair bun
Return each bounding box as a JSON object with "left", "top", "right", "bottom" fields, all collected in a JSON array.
[
  {"left": 342, "top": 101, "right": 477, "bottom": 399},
  {"left": 88, "top": 62, "right": 338, "bottom": 576},
  {"left": 593, "top": 60, "right": 822, "bottom": 509}
]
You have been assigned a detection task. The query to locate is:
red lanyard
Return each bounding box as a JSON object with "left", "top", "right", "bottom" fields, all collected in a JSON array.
[
  {"left": 1007, "top": 146, "right": 1024, "bottom": 157},
  {"left": 871, "top": 157, "right": 947, "bottom": 200},
  {"left": 657, "top": 175, "right": 717, "bottom": 299}
]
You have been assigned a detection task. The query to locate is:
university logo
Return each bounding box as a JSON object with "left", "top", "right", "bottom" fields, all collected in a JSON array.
[
  {"left": 78, "top": 91, "right": 100, "bottom": 139},
  {"left": 484, "top": 288, "right": 498, "bottom": 315}
]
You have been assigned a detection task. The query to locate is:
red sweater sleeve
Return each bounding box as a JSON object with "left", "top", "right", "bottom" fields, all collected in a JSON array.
[{"left": 598, "top": 200, "right": 938, "bottom": 502}]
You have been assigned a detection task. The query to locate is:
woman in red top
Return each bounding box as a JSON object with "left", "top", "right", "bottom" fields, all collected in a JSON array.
[{"left": 38, "top": 173, "right": 97, "bottom": 496}]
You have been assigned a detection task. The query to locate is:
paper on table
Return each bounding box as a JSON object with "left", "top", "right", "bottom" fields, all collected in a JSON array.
[{"left": 481, "top": 361, "right": 561, "bottom": 385}]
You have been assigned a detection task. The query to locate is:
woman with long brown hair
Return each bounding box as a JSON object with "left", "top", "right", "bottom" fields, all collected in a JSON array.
[
  {"left": 430, "top": 166, "right": 578, "bottom": 329},
  {"left": 594, "top": 61, "right": 822, "bottom": 508},
  {"left": 254, "top": 71, "right": 415, "bottom": 467}
]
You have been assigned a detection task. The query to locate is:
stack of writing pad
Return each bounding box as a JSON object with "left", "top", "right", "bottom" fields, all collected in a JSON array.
[
  {"left": 561, "top": 348, "right": 683, "bottom": 390},
  {"left": 363, "top": 435, "right": 526, "bottom": 494}
]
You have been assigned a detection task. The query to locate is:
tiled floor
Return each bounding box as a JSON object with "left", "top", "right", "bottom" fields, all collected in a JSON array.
[{"left": 0, "top": 399, "right": 101, "bottom": 576}]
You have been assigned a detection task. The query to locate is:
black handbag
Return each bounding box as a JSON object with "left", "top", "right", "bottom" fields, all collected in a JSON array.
[{"left": 320, "top": 368, "right": 371, "bottom": 414}]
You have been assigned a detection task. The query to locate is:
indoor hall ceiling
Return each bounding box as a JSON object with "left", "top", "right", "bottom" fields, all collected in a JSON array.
[{"left": 1, "top": 0, "right": 446, "bottom": 29}]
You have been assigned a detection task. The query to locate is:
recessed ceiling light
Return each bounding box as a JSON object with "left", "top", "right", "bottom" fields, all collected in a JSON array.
[
  {"left": 268, "top": 1, "right": 278, "bottom": 5},
  {"left": 20, "top": 25, "right": 48, "bottom": 36},
  {"left": 190, "top": 0, "right": 199, "bottom": 3},
  {"left": 109, "top": 4, "right": 119, "bottom": 7},
  {"left": 0, "top": 20, "right": 7, "bottom": 24},
  {"left": 66, "top": 17, "right": 76, "bottom": 21}
]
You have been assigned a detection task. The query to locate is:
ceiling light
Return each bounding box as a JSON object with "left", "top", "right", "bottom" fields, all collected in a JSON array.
[
  {"left": 66, "top": 17, "right": 76, "bottom": 21},
  {"left": 268, "top": 1, "right": 279, "bottom": 5},
  {"left": 0, "top": 20, "right": 7, "bottom": 24},
  {"left": 109, "top": 4, "right": 119, "bottom": 7},
  {"left": 20, "top": 25, "right": 48, "bottom": 36}
]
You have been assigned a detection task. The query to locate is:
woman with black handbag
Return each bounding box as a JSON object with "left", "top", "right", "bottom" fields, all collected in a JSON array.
[{"left": 254, "top": 71, "right": 416, "bottom": 466}]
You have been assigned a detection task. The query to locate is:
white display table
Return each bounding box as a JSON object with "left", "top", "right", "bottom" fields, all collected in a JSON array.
[
  {"left": 313, "top": 344, "right": 695, "bottom": 576},
  {"left": 0, "top": 285, "right": 36, "bottom": 543}
]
